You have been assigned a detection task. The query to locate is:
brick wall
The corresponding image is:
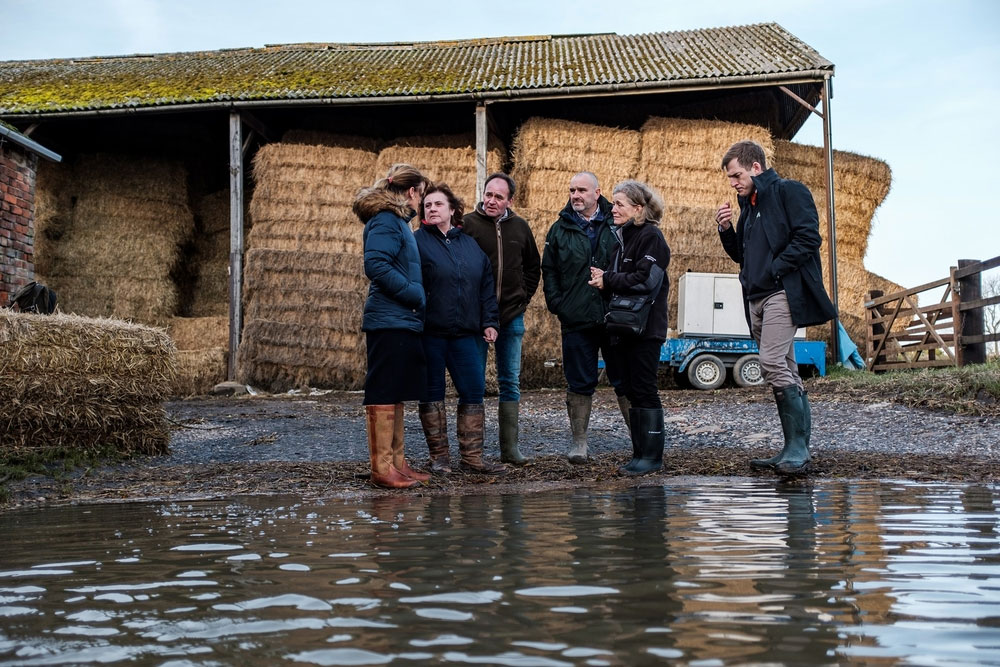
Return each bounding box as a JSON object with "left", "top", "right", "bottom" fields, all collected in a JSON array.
[{"left": 0, "top": 140, "right": 38, "bottom": 306}]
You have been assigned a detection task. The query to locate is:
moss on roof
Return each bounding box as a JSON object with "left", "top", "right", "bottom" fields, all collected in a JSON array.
[{"left": 0, "top": 24, "right": 832, "bottom": 116}]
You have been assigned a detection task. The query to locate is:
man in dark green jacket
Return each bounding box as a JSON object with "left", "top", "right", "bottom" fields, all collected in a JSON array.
[
  {"left": 462, "top": 173, "right": 541, "bottom": 466},
  {"left": 542, "top": 172, "right": 629, "bottom": 464}
]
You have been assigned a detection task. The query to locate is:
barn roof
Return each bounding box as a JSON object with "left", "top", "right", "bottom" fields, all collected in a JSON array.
[{"left": 0, "top": 23, "right": 832, "bottom": 117}]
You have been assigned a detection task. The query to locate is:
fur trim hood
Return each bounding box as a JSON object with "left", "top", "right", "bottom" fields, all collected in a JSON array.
[{"left": 352, "top": 187, "right": 413, "bottom": 223}]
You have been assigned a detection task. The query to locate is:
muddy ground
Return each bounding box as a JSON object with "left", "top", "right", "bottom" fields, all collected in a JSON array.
[{"left": 5, "top": 382, "right": 999, "bottom": 510}]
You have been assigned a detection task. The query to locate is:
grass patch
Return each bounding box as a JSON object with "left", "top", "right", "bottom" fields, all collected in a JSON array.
[{"left": 814, "top": 359, "right": 1000, "bottom": 415}]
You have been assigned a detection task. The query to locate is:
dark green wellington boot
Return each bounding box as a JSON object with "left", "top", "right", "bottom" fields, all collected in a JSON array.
[
  {"left": 751, "top": 385, "right": 803, "bottom": 470},
  {"left": 498, "top": 401, "right": 528, "bottom": 465},
  {"left": 623, "top": 408, "right": 664, "bottom": 476},
  {"left": 773, "top": 385, "right": 810, "bottom": 475},
  {"left": 619, "top": 406, "right": 642, "bottom": 474},
  {"left": 801, "top": 388, "right": 812, "bottom": 448}
]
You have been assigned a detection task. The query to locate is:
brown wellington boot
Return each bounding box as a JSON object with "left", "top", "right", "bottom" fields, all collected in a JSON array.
[
  {"left": 457, "top": 403, "right": 506, "bottom": 475},
  {"left": 419, "top": 401, "right": 452, "bottom": 474},
  {"left": 365, "top": 404, "right": 420, "bottom": 489},
  {"left": 392, "top": 403, "right": 429, "bottom": 482}
]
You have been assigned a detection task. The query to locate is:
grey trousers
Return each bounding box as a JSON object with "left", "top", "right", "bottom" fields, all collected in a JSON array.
[{"left": 748, "top": 290, "right": 803, "bottom": 390}]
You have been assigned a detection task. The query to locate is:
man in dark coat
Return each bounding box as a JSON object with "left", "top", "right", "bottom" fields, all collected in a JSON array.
[
  {"left": 542, "top": 172, "right": 628, "bottom": 464},
  {"left": 716, "top": 140, "right": 837, "bottom": 475},
  {"left": 462, "top": 172, "right": 541, "bottom": 466}
]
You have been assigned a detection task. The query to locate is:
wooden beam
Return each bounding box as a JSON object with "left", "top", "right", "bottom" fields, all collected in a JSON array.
[
  {"left": 239, "top": 110, "right": 275, "bottom": 143},
  {"left": 228, "top": 112, "right": 245, "bottom": 382},
  {"left": 475, "top": 104, "right": 488, "bottom": 202}
]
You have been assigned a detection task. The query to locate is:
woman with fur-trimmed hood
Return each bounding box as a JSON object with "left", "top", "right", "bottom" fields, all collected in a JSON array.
[{"left": 352, "top": 164, "right": 432, "bottom": 489}]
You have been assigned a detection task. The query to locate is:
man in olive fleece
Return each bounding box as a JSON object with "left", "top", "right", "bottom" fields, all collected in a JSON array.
[{"left": 461, "top": 173, "right": 541, "bottom": 466}]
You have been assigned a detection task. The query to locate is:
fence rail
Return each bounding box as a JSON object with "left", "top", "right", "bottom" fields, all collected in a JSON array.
[{"left": 865, "top": 256, "right": 999, "bottom": 372}]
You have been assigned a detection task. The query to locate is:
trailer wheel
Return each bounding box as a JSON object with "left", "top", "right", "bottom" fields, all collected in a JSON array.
[
  {"left": 733, "top": 354, "right": 764, "bottom": 387},
  {"left": 687, "top": 354, "right": 726, "bottom": 390}
]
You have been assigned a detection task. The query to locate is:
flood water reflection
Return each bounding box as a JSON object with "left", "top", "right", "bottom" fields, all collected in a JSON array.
[{"left": 1, "top": 478, "right": 999, "bottom": 665}]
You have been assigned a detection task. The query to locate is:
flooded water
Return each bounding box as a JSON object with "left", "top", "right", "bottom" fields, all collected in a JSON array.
[{"left": 1, "top": 478, "right": 999, "bottom": 666}]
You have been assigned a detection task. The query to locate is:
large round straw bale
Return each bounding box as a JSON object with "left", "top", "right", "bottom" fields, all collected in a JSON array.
[{"left": 0, "top": 311, "right": 175, "bottom": 456}]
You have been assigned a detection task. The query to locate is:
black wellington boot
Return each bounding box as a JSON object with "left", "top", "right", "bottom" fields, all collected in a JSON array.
[
  {"left": 623, "top": 408, "right": 664, "bottom": 476},
  {"left": 619, "top": 406, "right": 642, "bottom": 474}
]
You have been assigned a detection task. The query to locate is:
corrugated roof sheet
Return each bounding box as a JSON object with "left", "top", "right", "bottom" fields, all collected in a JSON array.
[{"left": 0, "top": 23, "right": 832, "bottom": 116}]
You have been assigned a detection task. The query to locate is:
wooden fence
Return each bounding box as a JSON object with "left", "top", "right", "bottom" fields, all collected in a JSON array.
[{"left": 865, "top": 255, "right": 1000, "bottom": 372}]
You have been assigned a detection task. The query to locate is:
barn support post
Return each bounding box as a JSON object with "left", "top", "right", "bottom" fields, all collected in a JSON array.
[
  {"left": 475, "top": 103, "right": 487, "bottom": 201},
  {"left": 820, "top": 76, "right": 840, "bottom": 364},
  {"left": 228, "top": 112, "right": 244, "bottom": 382},
  {"left": 779, "top": 80, "right": 841, "bottom": 363},
  {"left": 957, "top": 258, "right": 986, "bottom": 365}
]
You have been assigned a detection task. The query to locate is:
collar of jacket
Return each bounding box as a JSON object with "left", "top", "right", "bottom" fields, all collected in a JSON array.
[
  {"left": 352, "top": 188, "right": 413, "bottom": 223},
  {"left": 420, "top": 223, "right": 461, "bottom": 240},
  {"left": 475, "top": 202, "right": 512, "bottom": 223},
  {"left": 742, "top": 167, "right": 780, "bottom": 207},
  {"left": 557, "top": 194, "right": 614, "bottom": 227}
]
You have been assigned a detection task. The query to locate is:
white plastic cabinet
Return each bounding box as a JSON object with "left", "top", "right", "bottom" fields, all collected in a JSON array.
[{"left": 676, "top": 272, "right": 805, "bottom": 338}]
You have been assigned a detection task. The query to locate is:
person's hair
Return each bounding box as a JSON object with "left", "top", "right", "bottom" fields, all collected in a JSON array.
[
  {"left": 484, "top": 172, "right": 516, "bottom": 200},
  {"left": 373, "top": 163, "right": 430, "bottom": 196},
  {"left": 572, "top": 171, "right": 600, "bottom": 189},
  {"left": 419, "top": 182, "right": 465, "bottom": 227},
  {"left": 612, "top": 180, "right": 663, "bottom": 225},
  {"left": 721, "top": 140, "right": 767, "bottom": 171}
]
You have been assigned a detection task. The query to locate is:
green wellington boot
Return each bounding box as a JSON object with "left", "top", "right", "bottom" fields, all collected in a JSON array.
[
  {"left": 751, "top": 385, "right": 811, "bottom": 471},
  {"left": 566, "top": 392, "right": 592, "bottom": 464},
  {"left": 773, "top": 385, "right": 810, "bottom": 474},
  {"left": 498, "top": 401, "right": 528, "bottom": 465}
]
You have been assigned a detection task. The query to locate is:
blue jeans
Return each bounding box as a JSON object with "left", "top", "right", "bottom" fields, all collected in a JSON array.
[
  {"left": 478, "top": 313, "right": 524, "bottom": 402},
  {"left": 423, "top": 335, "right": 486, "bottom": 404},
  {"left": 561, "top": 326, "right": 624, "bottom": 396}
]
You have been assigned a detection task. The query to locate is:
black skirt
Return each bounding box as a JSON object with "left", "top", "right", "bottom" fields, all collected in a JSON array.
[{"left": 364, "top": 329, "right": 427, "bottom": 404}]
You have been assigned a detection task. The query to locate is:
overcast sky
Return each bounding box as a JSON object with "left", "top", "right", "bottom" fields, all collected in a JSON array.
[{"left": 3, "top": 0, "right": 998, "bottom": 297}]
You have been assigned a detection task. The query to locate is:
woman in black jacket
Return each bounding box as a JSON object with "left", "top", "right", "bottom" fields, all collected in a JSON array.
[
  {"left": 589, "top": 180, "right": 671, "bottom": 476},
  {"left": 415, "top": 183, "right": 504, "bottom": 476}
]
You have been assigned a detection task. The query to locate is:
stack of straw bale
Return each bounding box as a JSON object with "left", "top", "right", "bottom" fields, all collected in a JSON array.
[
  {"left": 0, "top": 310, "right": 175, "bottom": 456},
  {"left": 33, "top": 154, "right": 194, "bottom": 326},
  {"left": 190, "top": 189, "right": 232, "bottom": 317},
  {"left": 167, "top": 316, "right": 229, "bottom": 397},
  {"left": 774, "top": 140, "right": 897, "bottom": 345},
  {"left": 239, "top": 131, "right": 378, "bottom": 391},
  {"left": 511, "top": 117, "right": 641, "bottom": 215},
  {"left": 374, "top": 133, "right": 505, "bottom": 212}
]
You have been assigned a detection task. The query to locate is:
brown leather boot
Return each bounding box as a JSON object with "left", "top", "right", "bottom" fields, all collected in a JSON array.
[
  {"left": 392, "top": 403, "right": 429, "bottom": 482},
  {"left": 366, "top": 404, "right": 420, "bottom": 489},
  {"left": 419, "top": 401, "right": 451, "bottom": 474},
  {"left": 457, "top": 403, "right": 506, "bottom": 474}
]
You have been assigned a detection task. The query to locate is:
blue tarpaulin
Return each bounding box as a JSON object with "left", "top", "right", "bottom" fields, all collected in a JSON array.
[{"left": 838, "top": 321, "right": 866, "bottom": 370}]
